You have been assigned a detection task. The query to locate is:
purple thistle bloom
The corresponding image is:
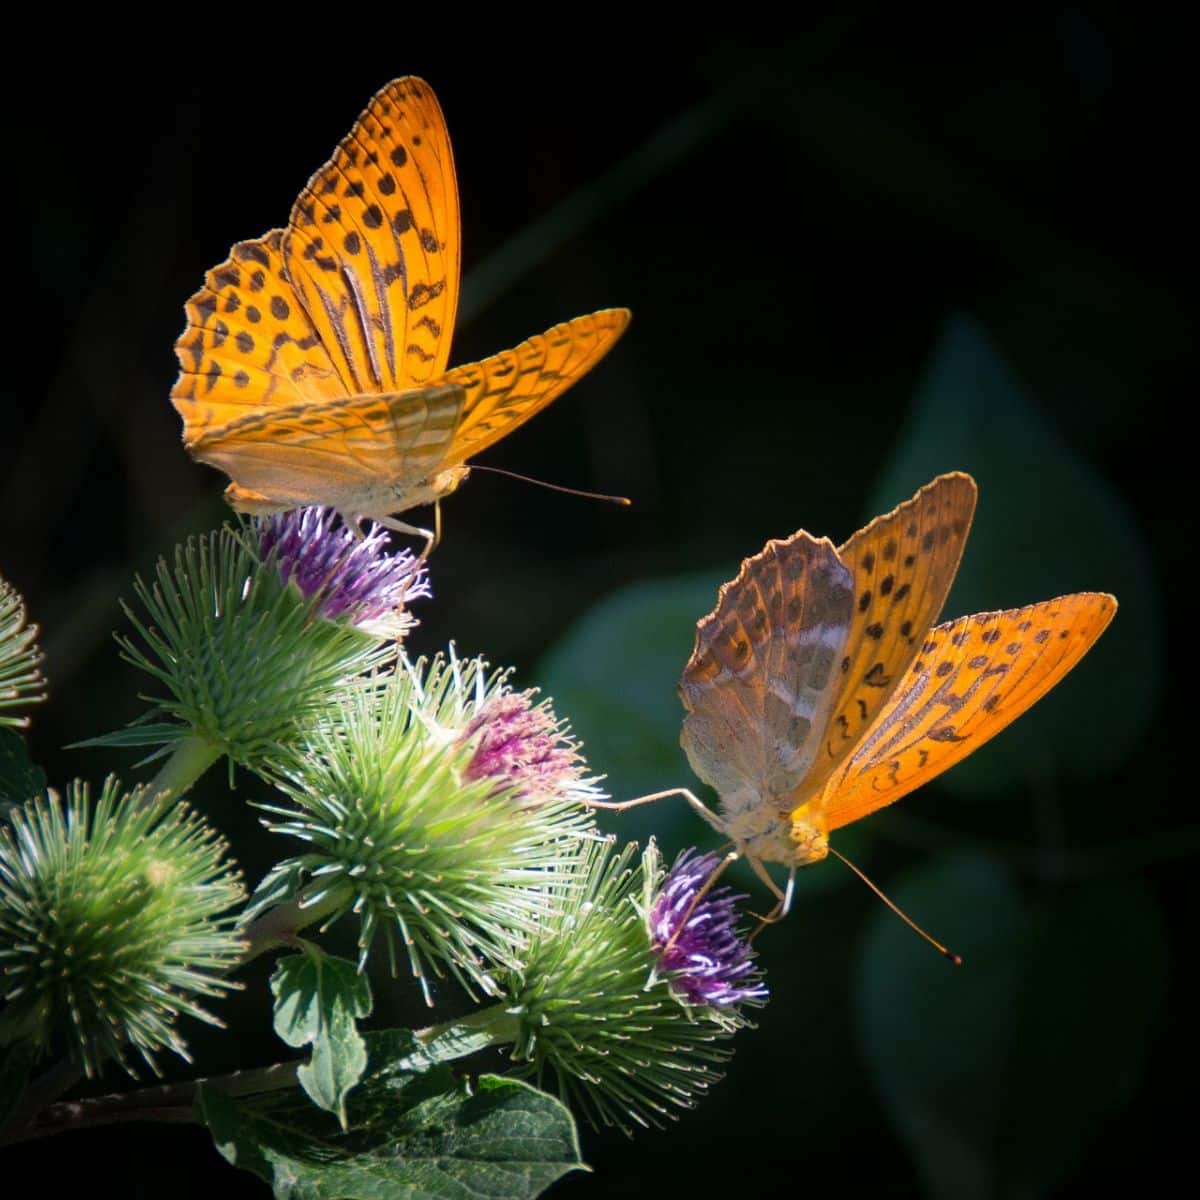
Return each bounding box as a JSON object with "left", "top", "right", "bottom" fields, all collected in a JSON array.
[
  {"left": 460, "top": 690, "right": 601, "bottom": 806},
  {"left": 650, "top": 849, "right": 768, "bottom": 1007},
  {"left": 259, "top": 507, "right": 431, "bottom": 638}
]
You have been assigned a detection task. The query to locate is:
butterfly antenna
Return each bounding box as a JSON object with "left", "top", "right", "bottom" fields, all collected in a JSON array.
[
  {"left": 470, "top": 464, "right": 631, "bottom": 506},
  {"left": 829, "top": 847, "right": 963, "bottom": 965}
]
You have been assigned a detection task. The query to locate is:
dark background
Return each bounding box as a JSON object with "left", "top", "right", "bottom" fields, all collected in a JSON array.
[{"left": 2, "top": 13, "right": 1194, "bottom": 1198}]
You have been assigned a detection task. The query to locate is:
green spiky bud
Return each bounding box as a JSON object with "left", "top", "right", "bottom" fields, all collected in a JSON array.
[
  {"left": 0, "top": 778, "right": 245, "bottom": 1076},
  {"left": 109, "top": 525, "right": 397, "bottom": 772},
  {"left": 0, "top": 576, "right": 47, "bottom": 729},
  {"left": 503, "top": 840, "right": 759, "bottom": 1134},
  {"left": 250, "top": 654, "right": 599, "bottom": 1002}
]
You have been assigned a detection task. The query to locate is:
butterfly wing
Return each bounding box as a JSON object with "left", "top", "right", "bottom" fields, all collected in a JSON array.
[
  {"left": 808, "top": 473, "right": 978, "bottom": 790},
  {"left": 172, "top": 231, "right": 347, "bottom": 441},
  {"left": 282, "top": 76, "right": 459, "bottom": 396},
  {"left": 680, "top": 533, "right": 855, "bottom": 812},
  {"left": 435, "top": 308, "right": 631, "bottom": 467},
  {"left": 186, "top": 384, "right": 465, "bottom": 511},
  {"left": 186, "top": 310, "right": 629, "bottom": 512},
  {"left": 175, "top": 77, "right": 621, "bottom": 518},
  {"left": 818, "top": 592, "right": 1117, "bottom": 830}
]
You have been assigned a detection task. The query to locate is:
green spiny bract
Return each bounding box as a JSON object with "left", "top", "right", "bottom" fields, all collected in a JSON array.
[
  {"left": 504, "top": 840, "right": 756, "bottom": 1134},
  {"left": 250, "top": 659, "right": 601, "bottom": 1002},
  {"left": 0, "top": 576, "right": 46, "bottom": 729},
  {"left": 0, "top": 778, "right": 245, "bottom": 1075},
  {"left": 114, "top": 526, "right": 397, "bottom": 771}
]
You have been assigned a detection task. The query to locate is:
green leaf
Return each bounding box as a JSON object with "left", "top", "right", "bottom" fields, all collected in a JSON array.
[
  {"left": 198, "top": 1030, "right": 586, "bottom": 1199},
  {"left": 869, "top": 314, "right": 1162, "bottom": 793},
  {"left": 856, "top": 854, "right": 1167, "bottom": 1199},
  {"left": 0, "top": 727, "right": 46, "bottom": 814},
  {"left": 271, "top": 947, "right": 372, "bottom": 1128}
]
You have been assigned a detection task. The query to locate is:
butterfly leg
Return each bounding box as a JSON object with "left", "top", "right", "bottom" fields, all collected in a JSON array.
[
  {"left": 337, "top": 513, "right": 367, "bottom": 541},
  {"left": 372, "top": 515, "right": 438, "bottom": 559},
  {"left": 582, "top": 788, "right": 726, "bottom": 836},
  {"left": 747, "top": 864, "right": 797, "bottom": 937}
]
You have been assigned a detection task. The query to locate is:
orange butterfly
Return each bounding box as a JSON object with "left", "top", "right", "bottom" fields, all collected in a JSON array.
[
  {"left": 172, "top": 77, "right": 630, "bottom": 548},
  {"left": 601, "top": 473, "right": 1115, "bottom": 922}
]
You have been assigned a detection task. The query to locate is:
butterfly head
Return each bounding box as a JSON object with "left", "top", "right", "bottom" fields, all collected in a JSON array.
[
  {"left": 430, "top": 466, "right": 470, "bottom": 500},
  {"left": 787, "top": 800, "right": 830, "bottom": 866},
  {"left": 377, "top": 466, "right": 471, "bottom": 516}
]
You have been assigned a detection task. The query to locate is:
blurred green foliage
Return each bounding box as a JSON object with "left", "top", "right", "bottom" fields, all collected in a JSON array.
[
  {"left": 870, "top": 315, "right": 1162, "bottom": 793},
  {"left": 858, "top": 856, "right": 1166, "bottom": 1199}
]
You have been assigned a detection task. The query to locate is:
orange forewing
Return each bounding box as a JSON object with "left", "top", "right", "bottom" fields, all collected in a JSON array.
[
  {"left": 813, "top": 472, "right": 977, "bottom": 789},
  {"left": 820, "top": 592, "right": 1117, "bottom": 830},
  {"left": 173, "top": 231, "right": 346, "bottom": 439},
  {"left": 440, "top": 309, "right": 631, "bottom": 465},
  {"left": 173, "top": 77, "right": 457, "bottom": 448},
  {"left": 282, "top": 77, "right": 459, "bottom": 395}
]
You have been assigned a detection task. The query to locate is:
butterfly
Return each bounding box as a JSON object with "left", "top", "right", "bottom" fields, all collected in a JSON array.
[
  {"left": 172, "top": 77, "right": 630, "bottom": 549},
  {"left": 607, "top": 473, "right": 1116, "bottom": 922}
]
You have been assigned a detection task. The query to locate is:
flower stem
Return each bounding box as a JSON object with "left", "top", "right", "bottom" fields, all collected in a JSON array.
[
  {"left": 146, "top": 733, "right": 222, "bottom": 802},
  {"left": 0, "top": 1063, "right": 299, "bottom": 1147},
  {"left": 0, "top": 1011, "right": 521, "bottom": 1148},
  {"left": 0, "top": 1057, "right": 83, "bottom": 1143},
  {"left": 402, "top": 1003, "right": 521, "bottom": 1068},
  {"left": 238, "top": 888, "right": 349, "bottom": 965}
]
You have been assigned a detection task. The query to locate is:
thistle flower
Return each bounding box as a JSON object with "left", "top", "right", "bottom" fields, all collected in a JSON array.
[
  {"left": 0, "top": 778, "right": 245, "bottom": 1076},
  {"left": 251, "top": 660, "right": 599, "bottom": 1002},
  {"left": 504, "top": 840, "right": 761, "bottom": 1134},
  {"left": 0, "top": 576, "right": 46, "bottom": 729},
  {"left": 648, "top": 848, "right": 767, "bottom": 1008},
  {"left": 259, "top": 507, "right": 430, "bottom": 640},
  {"left": 406, "top": 648, "right": 608, "bottom": 808},
  {"left": 103, "top": 526, "right": 396, "bottom": 772}
]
